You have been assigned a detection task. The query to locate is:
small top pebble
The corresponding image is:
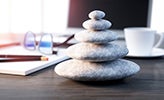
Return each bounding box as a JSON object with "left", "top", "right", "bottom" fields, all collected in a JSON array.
[{"left": 89, "top": 10, "right": 105, "bottom": 20}]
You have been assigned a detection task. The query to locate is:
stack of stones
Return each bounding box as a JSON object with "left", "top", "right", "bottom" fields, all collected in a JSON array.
[{"left": 55, "top": 10, "right": 140, "bottom": 81}]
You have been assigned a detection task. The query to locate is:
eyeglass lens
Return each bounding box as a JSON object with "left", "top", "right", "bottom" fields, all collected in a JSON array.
[
  {"left": 24, "top": 31, "right": 36, "bottom": 50},
  {"left": 38, "top": 34, "right": 53, "bottom": 54}
]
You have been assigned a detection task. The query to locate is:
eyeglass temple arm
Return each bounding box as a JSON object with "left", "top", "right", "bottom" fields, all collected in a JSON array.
[{"left": 53, "top": 34, "right": 75, "bottom": 47}]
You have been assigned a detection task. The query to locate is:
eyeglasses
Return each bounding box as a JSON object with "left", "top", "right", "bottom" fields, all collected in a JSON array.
[
  {"left": 23, "top": 31, "right": 74, "bottom": 55},
  {"left": 23, "top": 31, "right": 56, "bottom": 55}
]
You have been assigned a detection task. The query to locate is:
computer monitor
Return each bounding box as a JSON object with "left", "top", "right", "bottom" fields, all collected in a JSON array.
[{"left": 68, "top": 0, "right": 150, "bottom": 30}]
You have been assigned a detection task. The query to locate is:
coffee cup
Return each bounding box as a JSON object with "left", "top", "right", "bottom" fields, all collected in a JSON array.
[{"left": 124, "top": 27, "right": 164, "bottom": 56}]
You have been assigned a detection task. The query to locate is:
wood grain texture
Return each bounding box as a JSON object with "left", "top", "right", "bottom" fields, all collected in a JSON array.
[{"left": 0, "top": 53, "right": 164, "bottom": 100}]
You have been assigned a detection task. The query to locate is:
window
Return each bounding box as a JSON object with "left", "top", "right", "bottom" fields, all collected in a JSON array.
[
  {"left": 0, "top": 0, "right": 69, "bottom": 34},
  {"left": 150, "top": 0, "right": 164, "bottom": 32}
]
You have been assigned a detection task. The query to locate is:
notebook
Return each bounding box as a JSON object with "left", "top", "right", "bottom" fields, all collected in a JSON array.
[{"left": 0, "top": 46, "right": 70, "bottom": 75}]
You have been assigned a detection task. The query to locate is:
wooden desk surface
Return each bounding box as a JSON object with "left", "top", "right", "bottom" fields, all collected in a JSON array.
[
  {"left": 0, "top": 47, "right": 164, "bottom": 99},
  {"left": 0, "top": 58, "right": 164, "bottom": 100}
]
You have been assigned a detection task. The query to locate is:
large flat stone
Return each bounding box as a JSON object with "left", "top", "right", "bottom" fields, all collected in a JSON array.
[{"left": 55, "top": 59, "right": 140, "bottom": 81}]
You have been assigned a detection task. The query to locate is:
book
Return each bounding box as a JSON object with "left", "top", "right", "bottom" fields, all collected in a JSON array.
[{"left": 0, "top": 46, "right": 70, "bottom": 75}]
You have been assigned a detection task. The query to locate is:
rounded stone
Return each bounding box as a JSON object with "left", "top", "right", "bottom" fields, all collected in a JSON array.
[
  {"left": 66, "top": 43, "right": 128, "bottom": 62},
  {"left": 75, "top": 30, "right": 118, "bottom": 43},
  {"left": 82, "top": 19, "right": 112, "bottom": 31},
  {"left": 55, "top": 59, "right": 140, "bottom": 81},
  {"left": 88, "top": 10, "right": 105, "bottom": 19}
]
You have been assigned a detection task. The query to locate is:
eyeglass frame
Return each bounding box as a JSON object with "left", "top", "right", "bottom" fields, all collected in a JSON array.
[
  {"left": 23, "top": 31, "right": 74, "bottom": 55},
  {"left": 23, "top": 31, "right": 56, "bottom": 55}
]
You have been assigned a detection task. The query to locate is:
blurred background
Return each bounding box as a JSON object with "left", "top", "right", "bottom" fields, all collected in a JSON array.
[{"left": 0, "top": 0, "right": 163, "bottom": 42}]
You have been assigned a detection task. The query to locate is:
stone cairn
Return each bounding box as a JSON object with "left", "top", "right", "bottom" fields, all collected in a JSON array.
[{"left": 55, "top": 10, "right": 140, "bottom": 81}]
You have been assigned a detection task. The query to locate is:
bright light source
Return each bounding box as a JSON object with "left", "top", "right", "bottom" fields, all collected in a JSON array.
[
  {"left": 10, "top": 0, "right": 42, "bottom": 33},
  {"left": 150, "top": 0, "right": 164, "bottom": 32},
  {"left": 0, "top": 0, "right": 10, "bottom": 33},
  {"left": 0, "top": 0, "right": 70, "bottom": 34},
  {"left": 42, "top": 0, "right": 70, "bottom": 33}
]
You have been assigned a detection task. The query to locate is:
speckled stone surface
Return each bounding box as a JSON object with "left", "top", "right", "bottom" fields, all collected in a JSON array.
[
  {"left": 54, "top": 10, "right": 140, "bottom": 81},
  {"left": 55, "top": 59, "right": 140, "bottom": 81},
  {"left": 82, "top": 19, "right": 112, "bottom": 31},
  {"left": 66, "top": 42, "right": 129, "bottom": 62},
  {"left": 75, "top": 30, "right": 118, "bottom": 43},
  {"left": 88, "top": 10, "right": 105, "bottom": 19}
]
